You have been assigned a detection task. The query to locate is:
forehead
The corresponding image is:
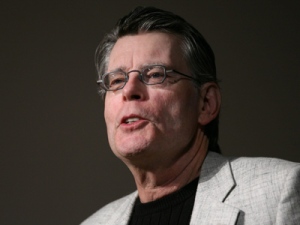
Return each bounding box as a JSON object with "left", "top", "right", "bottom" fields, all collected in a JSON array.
[{"left": 107, "top": 32, "right": 187, "bottom": 71}]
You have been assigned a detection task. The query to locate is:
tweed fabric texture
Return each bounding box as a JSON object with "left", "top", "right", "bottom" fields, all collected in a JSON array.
[{"left": 81, "top": 152, "right": 300, "bottom": 225}]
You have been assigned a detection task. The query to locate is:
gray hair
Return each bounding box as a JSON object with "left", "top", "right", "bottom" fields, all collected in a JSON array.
[{"left": 95, "top": 6, "right": 220, "bottom": 153}]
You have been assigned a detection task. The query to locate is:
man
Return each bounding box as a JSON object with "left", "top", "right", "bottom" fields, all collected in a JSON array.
[{"left": 82, "top": 6, "right": 300, "bottom": 225}]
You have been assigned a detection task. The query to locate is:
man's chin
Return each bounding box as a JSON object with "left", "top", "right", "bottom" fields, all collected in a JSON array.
[
  {"left": 114, "top": 146, "right": 156, "bottom": 167},
  {"left": 113, "top": 138, "right": 151, "bottom": 156},
  {"left": 115, "top": 147, "right": 147, "bottom": 159}
]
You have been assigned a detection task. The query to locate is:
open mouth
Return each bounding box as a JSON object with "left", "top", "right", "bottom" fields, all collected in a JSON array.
[{"left": 124, "top": 117, "right": 140, "bottom": 124}]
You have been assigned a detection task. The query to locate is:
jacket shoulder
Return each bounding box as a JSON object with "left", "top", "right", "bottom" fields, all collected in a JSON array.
[
  {"left": 229, "top": 155, "right": 300, "bottom": 177},
  {"left": 225, "top": 155, "right": 300, "bottom": 224},
  {"left": 227, "top": 155, "right": 300, "bottom": 195}
]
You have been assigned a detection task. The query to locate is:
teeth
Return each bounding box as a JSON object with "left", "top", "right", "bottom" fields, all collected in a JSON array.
[{"left": 125, "top": 118, "right": 140, "bottom": 124}]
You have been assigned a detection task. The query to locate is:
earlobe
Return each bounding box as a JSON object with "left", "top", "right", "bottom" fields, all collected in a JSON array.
[{"left": 198, "top": 82, "right": 221, "bottom": 125}]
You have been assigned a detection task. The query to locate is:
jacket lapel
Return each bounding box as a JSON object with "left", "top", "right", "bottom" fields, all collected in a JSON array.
[
  {"left": 105, "top": 192, "right": 138, "bottom": 225},
  {"left": 190, "top": 152, "right": 240, "bottom": 225}
]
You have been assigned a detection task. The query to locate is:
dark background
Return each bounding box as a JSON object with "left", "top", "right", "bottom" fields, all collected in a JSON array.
[{"left": 1, "top": 1, "right": 299, "bottom": 224}]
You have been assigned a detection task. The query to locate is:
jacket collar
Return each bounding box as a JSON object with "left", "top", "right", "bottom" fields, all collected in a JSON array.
[
  {"left": 106, "top": 152, "right": 240, "bottom": 225},
  {"left": 109, "top": 192, "right": 137, "bottom": 225},
  {"left": 190, "top": 152, "right": 240, "bottom": 225}
]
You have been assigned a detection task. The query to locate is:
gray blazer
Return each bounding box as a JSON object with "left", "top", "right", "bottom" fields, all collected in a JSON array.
[{"left": 81, "top": 152, "right": 300, "bottom": 225}]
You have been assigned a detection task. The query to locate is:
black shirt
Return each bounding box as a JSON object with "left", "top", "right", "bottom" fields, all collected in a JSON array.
[{"left": 128, "top": 177, "right": 199, "bottom": 225}]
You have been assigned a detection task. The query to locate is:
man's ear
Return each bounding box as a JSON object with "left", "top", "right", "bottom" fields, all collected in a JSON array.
[{"left": 198, "top": 82, "right": 221, "bottom": 125}]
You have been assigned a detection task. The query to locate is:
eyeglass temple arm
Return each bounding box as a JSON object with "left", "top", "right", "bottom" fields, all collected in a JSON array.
[{"left": 166, "top": 69, "right": 199, "bottom": 82}]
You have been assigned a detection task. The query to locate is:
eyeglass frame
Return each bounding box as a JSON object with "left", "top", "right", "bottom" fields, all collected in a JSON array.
[{"left": 96, "top": 64, "right": 202, "bottom": 91}]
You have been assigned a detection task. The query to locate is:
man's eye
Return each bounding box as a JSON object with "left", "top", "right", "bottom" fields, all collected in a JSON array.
[
  {"left": 148, "top": 72, "right": 164, "bottom": 78},
  {"left": 107, "top": 73, "right": 126, "bottom": 87},
  {"left": 110, "top": 78, "right": 125, "bottom": 86}
]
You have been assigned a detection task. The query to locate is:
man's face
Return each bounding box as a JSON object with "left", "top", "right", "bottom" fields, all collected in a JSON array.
[{"left": 104, "top": 32, "right": 202, "bottom": 168}]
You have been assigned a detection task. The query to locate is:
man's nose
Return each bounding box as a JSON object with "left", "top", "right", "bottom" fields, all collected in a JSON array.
[{"left": 122, "top": 71, "right": 146, "bottom": 101}]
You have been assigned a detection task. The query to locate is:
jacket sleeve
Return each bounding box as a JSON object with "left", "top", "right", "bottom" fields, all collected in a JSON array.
[{"left": 275, "top": 164, "right": 300, "bottom": 224}]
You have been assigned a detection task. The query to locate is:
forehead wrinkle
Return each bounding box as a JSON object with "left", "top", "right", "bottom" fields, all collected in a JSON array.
[
  {"left": 108, "top": 32, "right": 185, "bottom": 73},
  {"left": 108, "top": 62, "right": 171, "bottom": 73},
  {"left": 107, "top": 65, "right": 127, "bottom": 73}
]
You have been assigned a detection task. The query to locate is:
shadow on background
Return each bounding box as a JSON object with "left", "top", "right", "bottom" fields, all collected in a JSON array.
[{"left": 1, "top": 1, "right": 299, "bottom": 224}]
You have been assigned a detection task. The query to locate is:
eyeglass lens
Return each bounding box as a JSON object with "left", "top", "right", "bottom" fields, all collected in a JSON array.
[{"left": 103, "top": 65, "right": 166, "bottom": 90}]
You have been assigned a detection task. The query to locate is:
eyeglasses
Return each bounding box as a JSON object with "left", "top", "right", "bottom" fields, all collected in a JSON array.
[{"left": 97, "top": 65, "right": 199, "bottom": 91}]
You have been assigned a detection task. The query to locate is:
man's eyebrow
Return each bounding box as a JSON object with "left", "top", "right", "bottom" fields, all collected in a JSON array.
[
  {"left": 108, "top": 62, "right": 169, "bottom": 73},
  {"left": 107, "top": 66, "right": 127, "bottom": 73},
  {"left": 141, "top": 62, "right": 169, "bottom": 68}
]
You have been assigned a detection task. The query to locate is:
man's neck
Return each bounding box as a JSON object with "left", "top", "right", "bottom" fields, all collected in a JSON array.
[{"left": 127, "top": 131, "right": 208, "bottom": 203}]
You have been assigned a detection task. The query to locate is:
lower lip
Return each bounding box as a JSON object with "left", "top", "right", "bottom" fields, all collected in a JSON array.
[{"left": 120, "top": 119, "right": 148, "bottom": 130}]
